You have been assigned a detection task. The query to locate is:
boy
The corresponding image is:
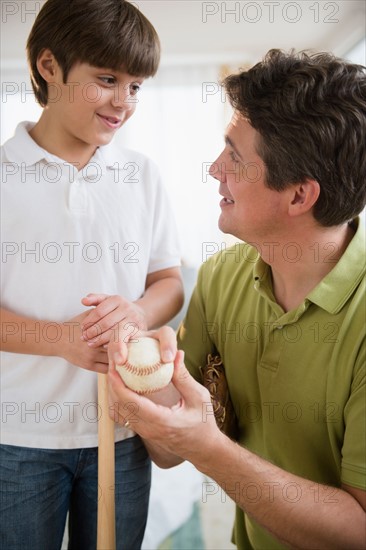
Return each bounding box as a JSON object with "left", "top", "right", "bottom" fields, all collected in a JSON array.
[{"left": 0, "top": 1, "right": 183, "bottom": 548}]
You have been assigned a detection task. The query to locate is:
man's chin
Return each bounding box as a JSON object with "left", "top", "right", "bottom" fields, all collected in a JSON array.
[{"left": 218, "top": 217, "right": 231, "bottom": 235}]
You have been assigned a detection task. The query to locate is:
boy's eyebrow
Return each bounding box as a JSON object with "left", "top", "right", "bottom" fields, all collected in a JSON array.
[
  {"left": 225, "top": 135, "right": 243, "bottom": 161},
  {"left": 93, "top": 68, "right": 145, "bottom": 83}
]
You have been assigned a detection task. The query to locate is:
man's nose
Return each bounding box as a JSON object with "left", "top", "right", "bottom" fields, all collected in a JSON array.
[{"left": 209, "top": 155, "right": 224, "bottom": 182}]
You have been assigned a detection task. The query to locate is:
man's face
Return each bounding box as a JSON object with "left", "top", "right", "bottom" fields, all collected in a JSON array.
[
  {"left": 209, "top": 113, "right": 287, "bottom": 244},
  {"left": 46, "top": 61, "right": 144, "bottom": 153}
]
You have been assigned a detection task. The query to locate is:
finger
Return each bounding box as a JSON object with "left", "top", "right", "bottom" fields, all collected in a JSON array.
[
  {"left": 82, "top": 306, "right": 123, "bottom": 340},
  {"left": 108, "top": 368, "right": 145, "bottom": 426},
  {"left": 84, "top": 318, "right": 123, "bottom": 344},
  {"left": 146, "top": 326, "right": 177, "bottom": 363},
  {"left": 86, "top": 330, "right": 111, "bottom": 348},
  {"left": 108, "top": 367, "right": 159, "bottom": 418},
  {"left": 107, "top": 317, "right": 148, "bottom": 364},
  {"left": 83, "top": 305, "right": 141, "bottom": 342},
  {"left": 81, "top": 295, "right": 119, "bottom": 327},
  {"left": 171, "top": 351, "right": 208, "bottom": 406},
  {"left": 108, "top": 338, "right": 129, "bottom": 367},
  {"left": 81, "top": 293, "right": 109, "bottom": 306},
  {"left": 108, "top": 367, "right": 179, "bottom": 439}
]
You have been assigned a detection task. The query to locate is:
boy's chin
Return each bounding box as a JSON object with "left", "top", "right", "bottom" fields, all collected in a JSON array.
[{"left": 94, "top": 133, "right": 118, "bottom": 146}]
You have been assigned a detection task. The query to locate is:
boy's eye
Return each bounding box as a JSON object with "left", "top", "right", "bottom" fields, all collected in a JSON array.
[
  {"left": 129, "top": 83, "right": 141, "bottom": 96},
  {"left": 99, "top": 76, "right": 116, "bottom": 85}
]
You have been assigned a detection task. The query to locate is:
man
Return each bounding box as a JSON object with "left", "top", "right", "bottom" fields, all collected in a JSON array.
[{"left": 108, "top": 49, "right": 366, "bottom": 549}]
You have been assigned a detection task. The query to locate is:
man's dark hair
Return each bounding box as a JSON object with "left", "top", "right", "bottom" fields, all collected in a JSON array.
[
  {"left": 27, "top": 0, "right": 160, "bottom": 107},
  {"left": 224, "top": 49, "right": 366, "bottom": 226}
]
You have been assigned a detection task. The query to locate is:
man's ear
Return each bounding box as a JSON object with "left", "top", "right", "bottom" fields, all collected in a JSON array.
[
  {"left": 36, "top": 48, "right": 59, "bottom": 82},
  {"left": 288, "top": 179, "right": 320, "bottom": 217}
]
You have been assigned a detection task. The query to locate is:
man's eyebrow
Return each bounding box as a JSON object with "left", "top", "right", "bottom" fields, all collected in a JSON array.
[{"left": 225, "top": 135, "right": 243, "bottom": 161}]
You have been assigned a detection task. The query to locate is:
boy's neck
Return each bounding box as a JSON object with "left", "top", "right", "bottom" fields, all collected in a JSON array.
[{"left": 29, "top": 114, "right": 97, "bottom": 170}]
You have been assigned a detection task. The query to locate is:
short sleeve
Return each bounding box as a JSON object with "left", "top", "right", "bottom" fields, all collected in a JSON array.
[
  {"left": 147, "top": 168, "right": 181, "bottom": 274},
  {"left": 177, "top": 262, "right": 215, "bottom": 382},
  {"left": 341, "top": 346, "right": 366, "bottom": 490}
]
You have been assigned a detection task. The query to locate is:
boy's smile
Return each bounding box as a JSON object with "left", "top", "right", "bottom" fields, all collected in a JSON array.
[
  {"left": 96, "top": 114, "right": 123, "bottom": 129},
  {"left": 30, "top": 53, "right": 144, "bottom": 167}
]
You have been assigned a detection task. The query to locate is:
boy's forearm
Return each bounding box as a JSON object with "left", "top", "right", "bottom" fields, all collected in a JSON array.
[
  {"left": 0, "top": 307, "right": 67, "bottom": 356},
  {"left": 135, "top": 267, "right": 184, "bottom": 329},
  {"left": 0, "top": 307, "right": 108, "bottom": 373}
]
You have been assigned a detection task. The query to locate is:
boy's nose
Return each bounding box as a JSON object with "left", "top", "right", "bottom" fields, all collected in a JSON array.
[{"left": 111, "top": 87, "right": 136, "bottom": 110}]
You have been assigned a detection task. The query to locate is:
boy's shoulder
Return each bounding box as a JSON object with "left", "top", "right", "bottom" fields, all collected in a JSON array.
[{"left": 1, "top": 121, "right": 32, "bottom": 164}]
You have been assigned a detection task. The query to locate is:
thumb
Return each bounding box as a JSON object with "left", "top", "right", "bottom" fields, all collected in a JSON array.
[
  {"left": 172, "top": 351, "right": 206, "bottom": 405},
  {"left": 108, "top": 338, "right": 128, "bottom": 368}
]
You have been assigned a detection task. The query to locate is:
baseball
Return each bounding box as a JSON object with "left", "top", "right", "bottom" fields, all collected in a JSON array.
[{"left": 116, "top": 337, "right": 174, "bottom": 394}]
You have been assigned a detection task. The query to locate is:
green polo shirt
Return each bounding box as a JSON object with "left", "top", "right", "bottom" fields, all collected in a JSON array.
[{"left": 178, "top": 218, "right": 365, "bottom": 550}]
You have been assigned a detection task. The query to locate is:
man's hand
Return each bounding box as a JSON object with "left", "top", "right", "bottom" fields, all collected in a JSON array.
[
  {"left": 108, "top": 341, "right": 223, "bottom": 465},
  {"left": 58, "top": 310, "right": 109, "bottom": 374}
]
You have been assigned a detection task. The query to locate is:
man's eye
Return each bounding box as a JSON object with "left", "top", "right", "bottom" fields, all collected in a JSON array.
[{"left": 229, "top": 151, "right": 238, "bottom": 163}]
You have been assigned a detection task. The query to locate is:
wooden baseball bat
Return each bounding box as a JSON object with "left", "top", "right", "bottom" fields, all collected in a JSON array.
[{"left": 97, "top": 372, "right": 116, "bottom": 549}]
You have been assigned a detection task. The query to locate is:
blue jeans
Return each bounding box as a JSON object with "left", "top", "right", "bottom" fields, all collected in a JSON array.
[{"left": 0, "top": 437, "right": 151, "bottom": 550}]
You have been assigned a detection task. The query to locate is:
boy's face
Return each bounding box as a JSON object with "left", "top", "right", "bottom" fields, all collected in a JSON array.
[{"left": 44, "top": 59, "right": 144, "bottom": 153}]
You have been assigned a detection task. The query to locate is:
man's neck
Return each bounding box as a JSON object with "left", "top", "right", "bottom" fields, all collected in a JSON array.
[{"left": 261, "top": 221, "right": 355, "bottom": 312}]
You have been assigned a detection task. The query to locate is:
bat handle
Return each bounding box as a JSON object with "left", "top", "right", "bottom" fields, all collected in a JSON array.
[{"left": 97, "top": 372, "right": 116, "bottom": 549}]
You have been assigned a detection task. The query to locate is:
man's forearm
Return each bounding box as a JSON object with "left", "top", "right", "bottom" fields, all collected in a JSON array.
[
  {"left": 143, "top": 439, "right": 184, "bottom": 469},
  {"left": 196, "top": 432, "right": 366, "bottom": 549}
]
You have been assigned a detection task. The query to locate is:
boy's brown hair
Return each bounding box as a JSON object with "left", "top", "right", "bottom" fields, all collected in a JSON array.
[
  {"left": 224, "top": 49, "right": 366, "bottom": 226},
  {"left": 27, "top": 0, "right": 160, "bottom": 106}
]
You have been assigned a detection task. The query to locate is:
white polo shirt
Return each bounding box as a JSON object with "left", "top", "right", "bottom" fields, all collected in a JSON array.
[{"left": 0, "top": 121, "right": 181, "bottom": 449}]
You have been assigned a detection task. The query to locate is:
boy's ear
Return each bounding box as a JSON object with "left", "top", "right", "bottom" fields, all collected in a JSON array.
[
  {"left": 36, "top": 48, "right": 59, "bottom": 81},
  {"left": 287, "top": 179, "right": 320, "bottom": 217}
]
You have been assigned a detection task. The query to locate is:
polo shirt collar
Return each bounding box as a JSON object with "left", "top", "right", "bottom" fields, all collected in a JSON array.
[
  {"left": 253, "top": 217, "right": 365, "bottom": 315},
  {"left": 3, "top": 121, "right": 124, "bottom": 172},
  {"left": 3, "top": 121, "right": 55, "bottom": 166},
  {"left": 308, "top": 217, "right": 365, "bottom": 314},
  {"left": 97, "top": 141, "right": 127, "bottom": 170}
]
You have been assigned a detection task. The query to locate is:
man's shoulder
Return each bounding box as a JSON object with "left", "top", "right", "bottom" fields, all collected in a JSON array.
[
  {"left": 202, "top": 242, "right": 258, "bottom": 271},
  {"left": 199, "top": 242, "right": 258, "bottom": 289}
]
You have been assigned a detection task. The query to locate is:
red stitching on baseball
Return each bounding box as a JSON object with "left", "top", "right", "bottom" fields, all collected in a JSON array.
[{"left": 123, "top": 360, "right": 162, "bottom": 376}]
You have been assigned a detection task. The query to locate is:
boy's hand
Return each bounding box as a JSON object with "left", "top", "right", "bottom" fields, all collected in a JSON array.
[
  {"left": 59, "top": 311, "right": 109, "bottom": 373},
  {"left": 80, "top": 293, "right": 147, "bottom": 351}
]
